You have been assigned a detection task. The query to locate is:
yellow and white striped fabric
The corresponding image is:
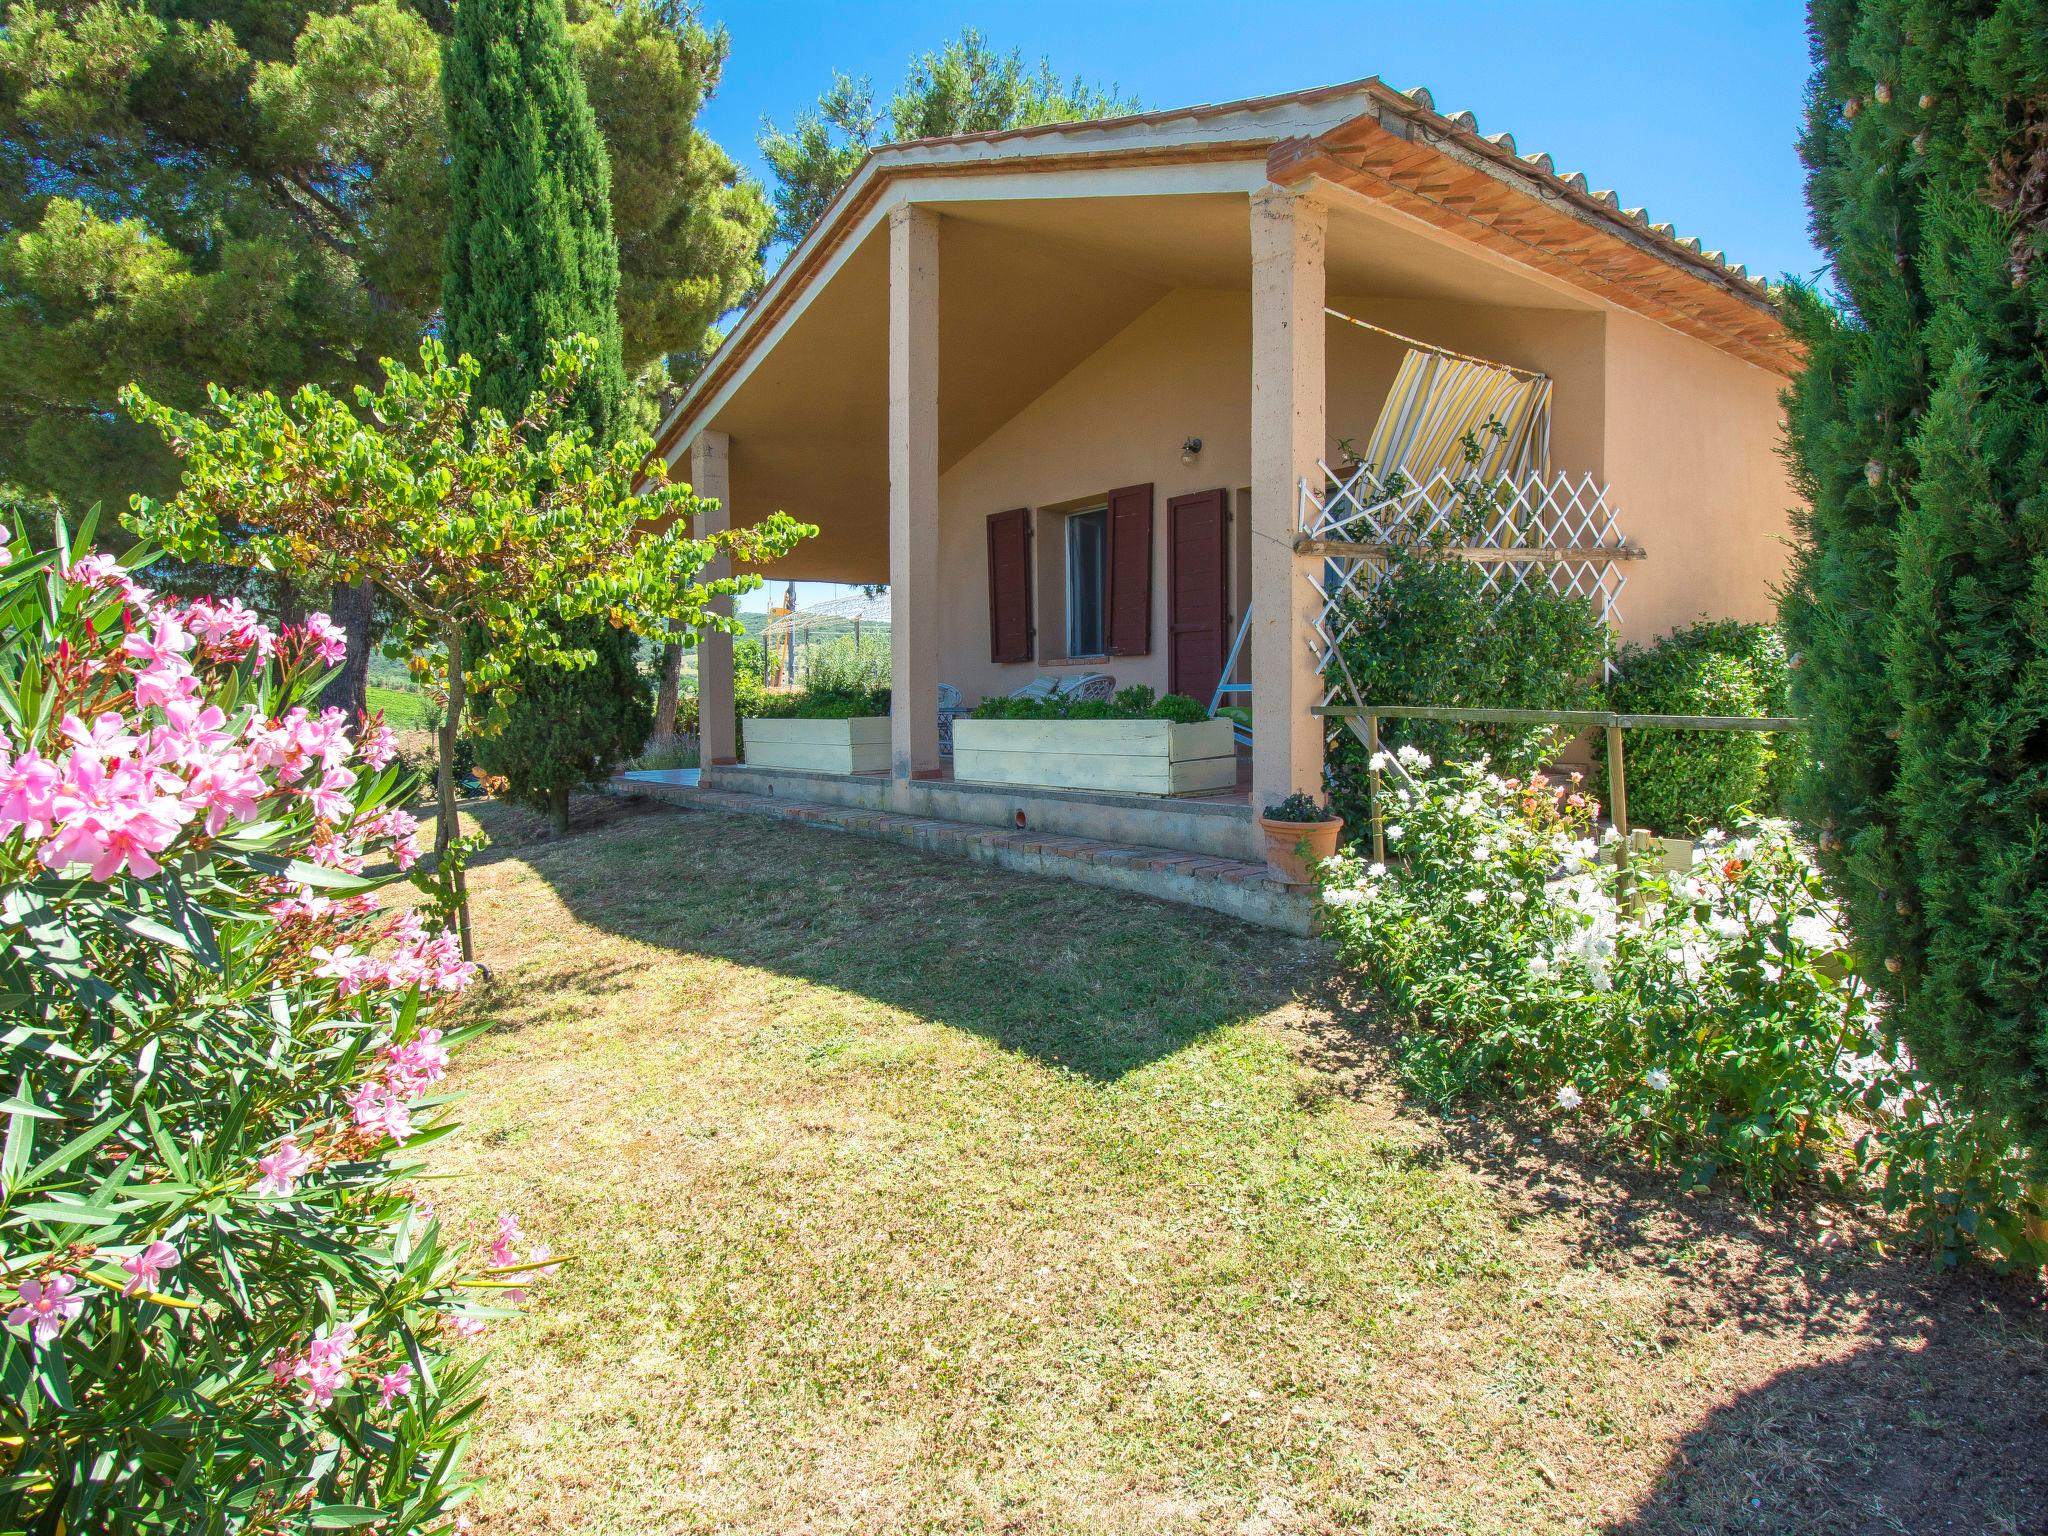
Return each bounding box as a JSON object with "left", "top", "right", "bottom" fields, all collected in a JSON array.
[{"left": 1361, "top": 348, "right": 1553, "bottom": 486}]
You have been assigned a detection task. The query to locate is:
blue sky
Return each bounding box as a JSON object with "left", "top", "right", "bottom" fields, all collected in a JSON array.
[{"left": 706, "top": 1, "right": 1822, "bottom": 611}]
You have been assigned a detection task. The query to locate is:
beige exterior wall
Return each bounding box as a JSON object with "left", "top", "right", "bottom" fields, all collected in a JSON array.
[
  {"left": 930, "top": 287, "right": 1633, "bottom": 705},
  {"left": 1601, "top": 308, "right": 1795, "bottom": 643}
]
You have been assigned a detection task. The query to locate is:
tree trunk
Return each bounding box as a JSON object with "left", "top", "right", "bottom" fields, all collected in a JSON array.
[
  {"left": 318, "top": 580, "right": 375, "bottom": 720},
  {"left": 437, "top": 620, "right": 474, "bottom": 962},
  {"left": 654, "top": 636, "right": 682, "bottom": 740},
  {"left": 548, "top": 783, "right": 570, "bottom": 838}
]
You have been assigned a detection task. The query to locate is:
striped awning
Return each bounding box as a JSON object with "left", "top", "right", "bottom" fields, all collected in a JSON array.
[{"left": 1361, "top": 348, "right": 1553, "bottom": 486}]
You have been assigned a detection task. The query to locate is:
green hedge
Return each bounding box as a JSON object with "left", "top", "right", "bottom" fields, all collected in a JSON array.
[{"left": 1596, "top": 620, "right": 1799, "bottom": 838}]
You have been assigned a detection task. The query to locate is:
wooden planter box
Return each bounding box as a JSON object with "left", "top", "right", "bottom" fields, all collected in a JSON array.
[
  {"left": 741, "top": 715, "right": 889, "bottom": 774},
  {"left": 952, "top": 717, "right": 1236, "bottom": 796}
]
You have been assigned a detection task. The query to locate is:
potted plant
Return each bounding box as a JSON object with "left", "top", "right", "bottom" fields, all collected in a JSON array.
[
  {"left": 1257, "top": 792, "right": 1344, "bottom": 884},
  {"left": 742, "top": 690, "right": 891, "bottom": 773}
]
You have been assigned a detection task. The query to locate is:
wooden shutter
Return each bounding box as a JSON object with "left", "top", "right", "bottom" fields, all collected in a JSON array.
[
  {"left": 986, "top": 508, "right": 1034, "bottom": 664},
  {"left": 1104, "top": 482, "right": 1153, "bottom": 657}
]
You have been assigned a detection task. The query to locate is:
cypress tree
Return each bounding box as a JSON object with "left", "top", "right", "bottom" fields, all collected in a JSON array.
[
  {"left": 1783, "top": 1, "right": 2048, "bottom": 1156},
  {"left": 442, "top": 0, "right": 627, "bottom": 434},
  {"left": 442, "top": 0, "right": 646, "bottom": 833}
]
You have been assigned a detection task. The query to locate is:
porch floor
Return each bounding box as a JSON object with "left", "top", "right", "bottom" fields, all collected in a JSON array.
[{"left": 608, "top": 770, "right": 1313, "bottom": 935}]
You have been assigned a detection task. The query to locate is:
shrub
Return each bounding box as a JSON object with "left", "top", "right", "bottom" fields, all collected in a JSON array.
[
  {"left": 1263, "top": 792, "right": 1336, "bottom": 824},
  {"left": 1320, "top": 758, "right": 2046, "bottom": 1266},
  {"left": 968, "top": 691, "right": 1208, "bottom": 723},
  {"left": 472, "top": 614, "right": 652, "bottom": 835},
  {"left": 1595, "top": 620, "right": 1800, "bottom": 837},
  {"left": 0, "top": 526, "right": 547, "bottom": 1530},
  {"left": 799, "top": 633, "right": 890, "bottom": 704},
  {"left": 1322, "top": 554, "right": 1607, "bottom": 832}
]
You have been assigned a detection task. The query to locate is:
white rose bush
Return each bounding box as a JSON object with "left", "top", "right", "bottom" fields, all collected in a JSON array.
[
  {"left": 1322, "top": 753, "right": 2046, "bottom": 1269},
  {"left": 0, "top": 520, "right": 547, "bottom": 1532}
]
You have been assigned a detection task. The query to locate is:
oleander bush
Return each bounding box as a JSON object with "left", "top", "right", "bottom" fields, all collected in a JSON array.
[
  {"left": 0, "top": 523, "right": 548, "bottom": 1532},
  {"left": 1321, "top": 753, "right": 2045, "bottom": 1268},
  {"left": 1594, "top": 620, "right": 1802, "bottom": 837}
]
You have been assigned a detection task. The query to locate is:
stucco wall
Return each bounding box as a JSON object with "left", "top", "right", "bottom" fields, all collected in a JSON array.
[
  {"left": 931, "top": 284, "right": 1792, "bottom": 704},
  {"left": 1601, "top": 308, "right": 1796, "bottom": 642}
]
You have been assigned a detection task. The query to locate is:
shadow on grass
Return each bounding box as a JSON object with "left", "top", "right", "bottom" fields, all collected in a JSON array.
[
  {"left": 1607, "top": 1311, "right": 2048, "bottom": 1536},
  {"left": 1296, "top": 988, "right": 2048, "bottom": 1533},
  {"left": 463, "top": 794, "right": 1328, "bottom": 1082}
]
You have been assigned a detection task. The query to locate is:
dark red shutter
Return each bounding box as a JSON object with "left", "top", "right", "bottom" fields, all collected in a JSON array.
[
  {"left": 986, "top": 508, "right": 1034, "bottom": 664},
  {"left": 1104, "top": 482, "right": 1153, "bottom": 657},
  {"left": 1168, "top": 488, "right": 1230, "bottom": 704}
]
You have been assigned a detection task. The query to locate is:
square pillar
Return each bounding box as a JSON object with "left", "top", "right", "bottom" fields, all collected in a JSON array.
[
  {"left": 1248, "top": 185, "right": 1328, "bottom": 812},
  {"left": 888, "top": 202, "right": 942, "bottom": 780},
  {"left": 690, "top": 430, "right": 737, "bottom": 767}
]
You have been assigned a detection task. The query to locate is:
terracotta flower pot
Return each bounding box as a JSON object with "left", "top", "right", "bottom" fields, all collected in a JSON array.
[{"left": 1258, "top": 814, "right": 1344, "bottom": 885}]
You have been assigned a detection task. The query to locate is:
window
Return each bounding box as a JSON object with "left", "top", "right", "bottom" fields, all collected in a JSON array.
[{"left": 1064, "top": 507, "right": 1108, "bottom": 657}]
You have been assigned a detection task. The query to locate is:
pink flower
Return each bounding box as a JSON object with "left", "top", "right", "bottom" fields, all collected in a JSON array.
[
  {"left": 487, "top": 1212, "right": 524, "bottom": 1270},
  {"left": 307, "top": 764, "right": 356, "bottom": 822},
  {"left": 9, "top": 1274, "right": 83, "bottom": 1346},
  {"left": 120, "top": 1240, "right": 180, "bottom": 1297},
  {"left": 345, "top": 1082, "right": 413, "bottom": 1145},
  {"left": 358, "top": 722, "right": 398, "bottom": 771},
  {"left": 0, "top": 750, "right": 61, "bottom": 839},
  {"left": 41, "top": 753, "right": 193, "bottom": 881},
  {"left": 62, "top": 553, "right": 151, "bottom": 604},
  {"left": 383, "top": 1027, "right": 451, "bottom": 1097},
  {"left": 181, "top": 751, "right": 267, "bottom": 836},
  {"left": 253, "top": 1138, "right": 315, "bottom": 1196},
  {"left": 298, "top": 1356, "right": 349, "bottom": 1406},
  {"left": 376, "top": 1364, "right": 415, "bottom": 1409},
  {"left": 132, "top": 658, "right": 199, "bottom": 710},
  {"left": 303, "top": 613, "right": 349, "bottom": 666},
  {"left": 121, "top": 614, "right": 195, "bottom": 669},
  {"left": 266, "top": 1348, "right": 297, "bottom": 1387}
]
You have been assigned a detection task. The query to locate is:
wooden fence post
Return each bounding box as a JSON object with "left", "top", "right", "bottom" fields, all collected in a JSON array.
[{"left": 1365, "top": 710, "right": 1386, "bottom": 865}]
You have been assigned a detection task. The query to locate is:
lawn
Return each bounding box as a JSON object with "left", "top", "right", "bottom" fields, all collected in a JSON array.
[
  {"left": 368, "top": 681, "right": 432, "bottom": 731},
  {"left": 429, "top": 795, "right": 2047, "bottom": 1535}
]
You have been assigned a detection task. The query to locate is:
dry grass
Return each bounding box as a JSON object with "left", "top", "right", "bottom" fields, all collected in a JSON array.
[{"left": 427, "top": 794, "right": 2047, "bottom": 1536}]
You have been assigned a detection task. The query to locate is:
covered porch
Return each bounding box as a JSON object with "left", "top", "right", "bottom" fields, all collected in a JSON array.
[{"left": 648, "top": 80, "right": 1795, "bottom": 879}]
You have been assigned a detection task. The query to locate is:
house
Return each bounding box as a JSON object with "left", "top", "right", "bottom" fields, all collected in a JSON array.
[{"left": 642, "top": 76, "right": 1798, "bottom": 915}]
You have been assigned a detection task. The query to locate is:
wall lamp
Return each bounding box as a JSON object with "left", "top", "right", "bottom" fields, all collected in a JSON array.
[{"left": 1180, "top": 436, "right": 1203, "bottom": 465}]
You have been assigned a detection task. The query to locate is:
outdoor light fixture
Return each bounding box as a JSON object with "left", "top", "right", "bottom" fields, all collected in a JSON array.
[{"left": 1181, "top": 436, "right": 1203, "bottom": 464}]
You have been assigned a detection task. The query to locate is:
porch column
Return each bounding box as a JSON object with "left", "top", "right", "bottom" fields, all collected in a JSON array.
[
  {"left": 1248, "top": 185, "right": 1328, "bottom": 812},
  {"left": 690, "top": 430, "right": 737, "bottom": 767},
  {"left": 888, "top": 202, "right": 942, "bottom": 779}
]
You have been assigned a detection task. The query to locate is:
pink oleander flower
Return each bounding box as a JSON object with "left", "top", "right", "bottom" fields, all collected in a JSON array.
[
  {"left": 0, "top": 749, "right": 61, "bottom": 839},
  {"left": 61, "top": 710, "right": 140, "bottom": 761},
  {"left": 305, "top": 1322, "right": 355, "bottom": 1368},
  {"left": 487, "top": 1212, "right": 524, "bottom": 1270},
  {"left": 307, "top": 763, "right": 356, "bottom": 822},
  {"left": 383, "top": 1027, "right": 451, "bottom": 1097},
  {"left": 448, "top": 1315, "right": 487, "bottom": 1341},
  {"left": 181, "top": 751, "right": 267, "bottom": 836},
  {"left": 345, "top": 1081, "right": 413, "bottom": 1145},
  {"left": 302, "top": 613, "right": 349, "bottom": 667},
  {"left": 297, "top": 1356, "right": 349, "bottom": 1407},
  {"left": 132, "top": 657, "right": 200, "bottom": 710},
  {"left": 62, "top": 553, "right": 151, "bottom": 605},
  {"left": 266, "top": 1348, "right": 296, "bottom": 1387},
  {"left": 120, "top": 1240, "right": 180, "bottom": 1297},
  {"left": 42, "top": 754, "right": 194, "bottom": 881},
  {"left": 254, "top": 1137, "right": 315, "bottom": 1196},
  {"left": 9, "top": 1274, "right": 83, "bottom": 1346},
  {"left": 358, "top": 722, "right": 398, "bottom": 771},
  {"left": 182, "top": 597, "right": 275, "bottom": 662},
  {"left": 376, "top": 1364, "right": 415, "bottom": 1409},
  {"left": 121, "top": 614, "right": 196, "bottom": 669}
]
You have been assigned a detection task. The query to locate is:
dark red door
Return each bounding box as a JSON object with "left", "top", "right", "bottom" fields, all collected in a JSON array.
[{"left": 1167, "top": 489, "right": 1229, "bottom": 705}]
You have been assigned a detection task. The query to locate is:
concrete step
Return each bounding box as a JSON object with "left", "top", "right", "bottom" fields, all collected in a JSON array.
[{"left": 608, "top": 773, "right": 1314, "bottom": 935}]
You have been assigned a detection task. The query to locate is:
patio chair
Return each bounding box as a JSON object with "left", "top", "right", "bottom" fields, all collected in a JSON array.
[
  {"left": 1006, "top": 675, "right": 1062, "bottom": 703},
  {"left": 937, "top": 682, "right": 962, "bottom": 758},
  {"left": 1052, "top": 672, "right": 1117, "bottom": 703}
]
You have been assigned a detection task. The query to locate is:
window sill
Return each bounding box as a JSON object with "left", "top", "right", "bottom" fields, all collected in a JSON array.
[{"left": 1039, "top": 654, "right": 1114, "bottom": 668}]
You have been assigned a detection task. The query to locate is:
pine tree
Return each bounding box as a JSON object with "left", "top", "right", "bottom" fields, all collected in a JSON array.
[
  {"left": 442, "top": 0, "right": 628, "bottom": 434},
  {"left": 1783, "top": 0, "right": 2048, "bottom": 1157}
]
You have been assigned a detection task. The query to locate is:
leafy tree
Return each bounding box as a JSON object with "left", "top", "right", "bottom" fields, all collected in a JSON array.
[
  {"left": 0, "top": 0, "right": 770, "bottom": 664},
  {"left": 122, "top": 336, "right": 814, "bottom": 956},
  {"left": 1781, "top": 0, "right": 2048, "bottom": 1159},
  {"left": 760, "top": 28, "right": 1137, "bottom": 245},
  {"left": 474, "top": 615, "right": 651, "bottom": 834}
]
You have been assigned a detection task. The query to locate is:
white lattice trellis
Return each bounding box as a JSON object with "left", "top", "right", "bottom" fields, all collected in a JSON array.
[{"left": 1298, "top": 461, "right": 1641, "bottom": 701}]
